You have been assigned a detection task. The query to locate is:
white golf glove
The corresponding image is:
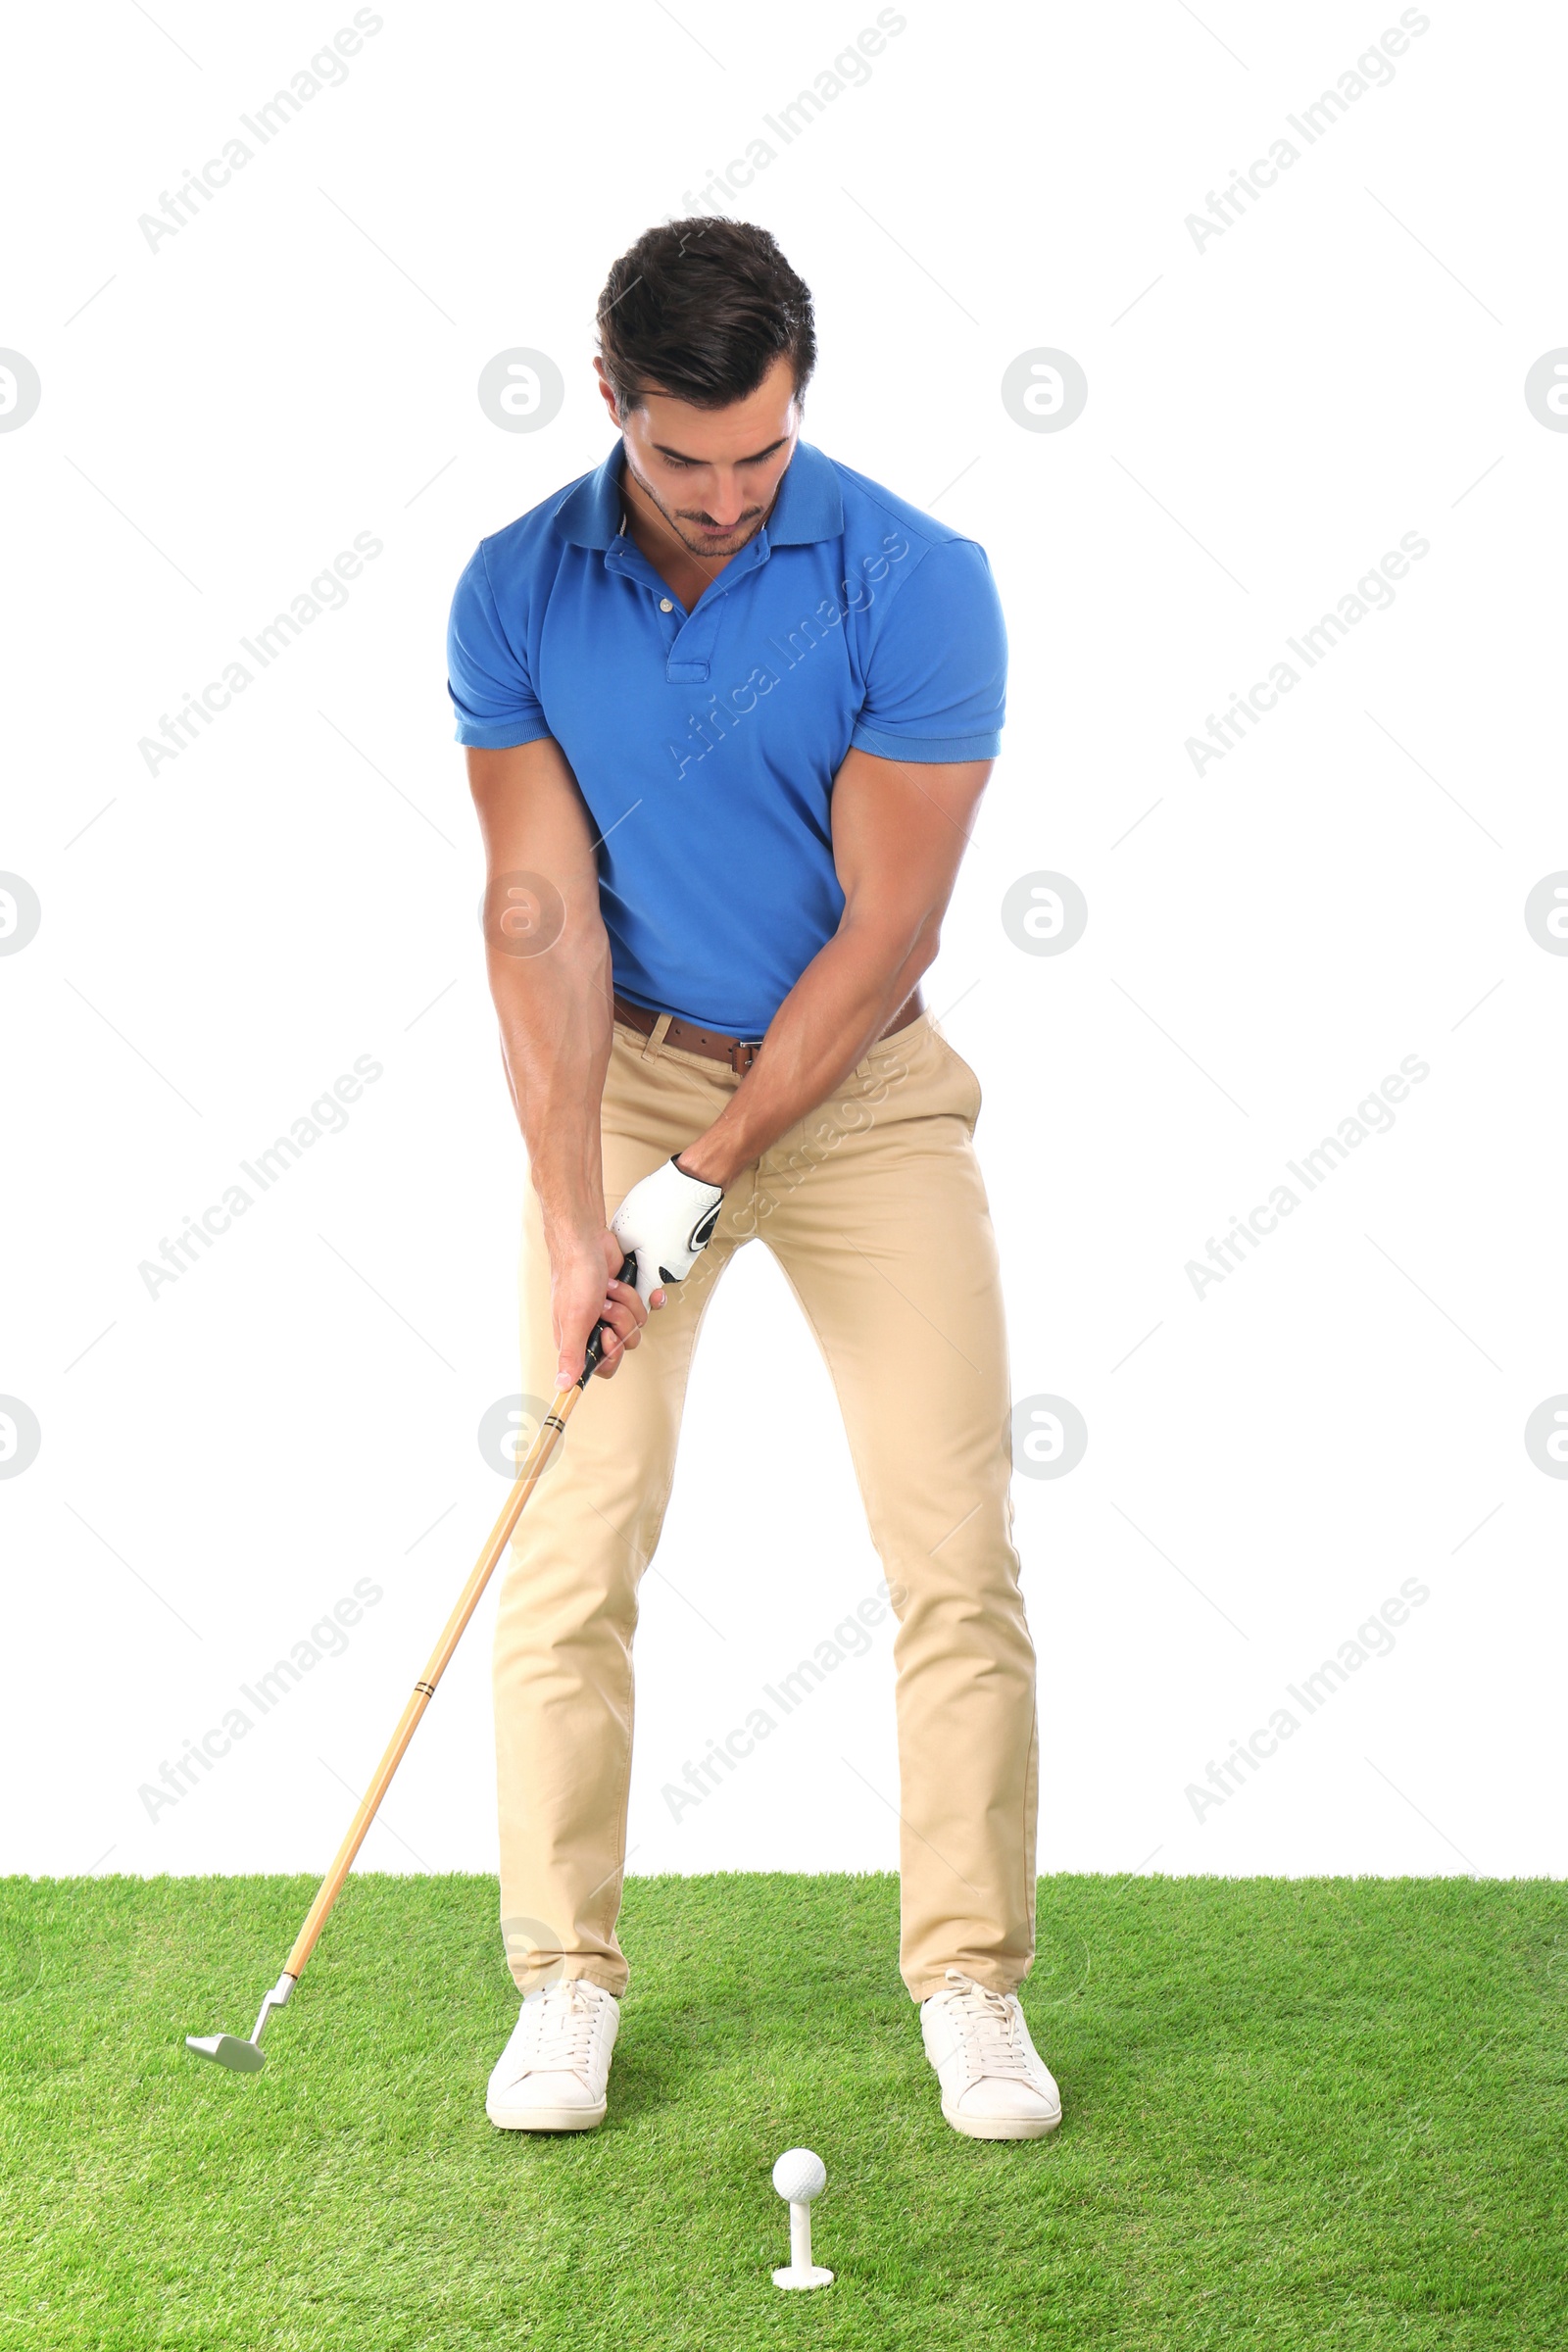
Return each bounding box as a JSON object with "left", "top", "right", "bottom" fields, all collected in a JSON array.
[{"left": 611, "top": 1154, "right": 725, "bottom": 1305}]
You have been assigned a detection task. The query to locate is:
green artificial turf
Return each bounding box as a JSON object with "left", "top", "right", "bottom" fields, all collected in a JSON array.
[{"left": 1, "top": 1873, "right": 1564, "bottom": 2349}]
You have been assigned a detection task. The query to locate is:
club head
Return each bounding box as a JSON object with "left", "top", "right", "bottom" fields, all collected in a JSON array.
[
  {"left": 184, "top": 2031, "right": 267, "bottom": 2072},
  {"left": 182, "top": 1973, "right": 295, "bottom": 2073}
]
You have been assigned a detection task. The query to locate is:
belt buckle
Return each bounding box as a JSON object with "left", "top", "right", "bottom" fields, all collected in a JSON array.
[{"left": 729, "top": 1039, "right": 758, "bottom": 1076}]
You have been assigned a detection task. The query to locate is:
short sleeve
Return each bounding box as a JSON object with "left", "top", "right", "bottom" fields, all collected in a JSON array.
[
  {"left": 446, "top": 542, "right": 552, "bottom": 750},
  {"left": 850, "top": 538, "right": 1006, "bottom": 763}
]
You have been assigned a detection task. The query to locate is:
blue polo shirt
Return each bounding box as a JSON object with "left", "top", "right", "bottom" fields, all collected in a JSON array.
[{"left": 447, "top": 437, "right": 1006, "bottom": 1037}]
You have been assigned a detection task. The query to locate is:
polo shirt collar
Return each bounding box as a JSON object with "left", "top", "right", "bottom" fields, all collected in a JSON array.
[
  {"left": 551, "top": 435, "right": 843, "bottom": 551},
  {"left": 762, "top": 437, "right": 843, "bottom": 544},
  {"left": 552, "top": 447, "right": 624, "bottom": 549}
]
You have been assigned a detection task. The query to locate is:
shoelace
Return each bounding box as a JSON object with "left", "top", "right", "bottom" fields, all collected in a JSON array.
[
  {"left": 939, "top": 1968, "right": 1036, "bottom": 2082},
  {"left": 523, "top": 1980, "right": 605, "bottom": 2074}
]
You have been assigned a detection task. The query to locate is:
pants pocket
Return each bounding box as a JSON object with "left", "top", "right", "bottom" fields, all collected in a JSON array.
[{"left": 938, "top": 1038, "right": 984, "bottom": 1133}]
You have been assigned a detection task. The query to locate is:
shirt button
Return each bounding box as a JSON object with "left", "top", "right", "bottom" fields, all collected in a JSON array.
[{"left": 659, "top": 598, "right": 673, "bottom": 612}]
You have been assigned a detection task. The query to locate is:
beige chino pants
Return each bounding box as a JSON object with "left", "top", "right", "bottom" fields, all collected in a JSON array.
[{"left": 492, "top": 1009, "right": 1039, "bottom": 2004}]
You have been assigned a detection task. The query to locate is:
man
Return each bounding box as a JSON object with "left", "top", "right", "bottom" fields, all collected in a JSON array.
[{"left": 448, "top": 218, "right": 1058, "bottom": 2144}]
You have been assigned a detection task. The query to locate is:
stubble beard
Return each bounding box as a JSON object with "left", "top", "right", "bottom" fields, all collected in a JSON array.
[{"left": 621, "top": 452, "right": 771, "bottom": 561}]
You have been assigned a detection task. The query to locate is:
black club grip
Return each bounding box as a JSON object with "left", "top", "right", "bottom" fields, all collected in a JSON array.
[{"left": 580, "top": 1253, "right": 639, "bottom": 1384}]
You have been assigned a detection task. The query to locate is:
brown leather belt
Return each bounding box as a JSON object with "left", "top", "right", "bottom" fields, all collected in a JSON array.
[{"left": 612, "top": 992, "right": 922, "bottom": 1077}]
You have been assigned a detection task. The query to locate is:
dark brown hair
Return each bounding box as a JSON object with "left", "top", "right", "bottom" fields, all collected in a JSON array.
[{"left": 596, "top": 218, "right": 817, "bottom": 416}]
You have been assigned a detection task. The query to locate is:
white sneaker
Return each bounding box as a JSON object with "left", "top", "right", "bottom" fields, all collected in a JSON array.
[
  {"left": 920, "top": 1968, "right": 1062, "bottom": 2141},
  {"left": 485, "top": 1977, "right": 620, "bottom": 2132}
]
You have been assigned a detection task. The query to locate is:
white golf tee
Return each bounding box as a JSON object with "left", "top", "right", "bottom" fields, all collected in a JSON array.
[{"left": 770, "top": 2147, "right": 833, "bottom": 2290}]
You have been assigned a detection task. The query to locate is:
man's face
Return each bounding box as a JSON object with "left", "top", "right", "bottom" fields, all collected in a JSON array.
[{"left": 596, "top": 353, "right": 801, "bottom": 561}]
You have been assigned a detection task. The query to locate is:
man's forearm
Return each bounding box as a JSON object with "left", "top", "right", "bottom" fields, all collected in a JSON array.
[
  {"left": 673, "top": 749, "right": 989, "bottom": 1190},
  {"left": 675, "top": 916, "right": 931, "bottom": 1189},
  {"left": 490, "top": 944, "right": 614, "bottom": 1235}
]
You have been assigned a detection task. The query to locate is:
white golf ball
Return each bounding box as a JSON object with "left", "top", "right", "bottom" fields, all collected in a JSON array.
[{"left": 772, "top": 2147, "right": 826, "bottom": 2204}]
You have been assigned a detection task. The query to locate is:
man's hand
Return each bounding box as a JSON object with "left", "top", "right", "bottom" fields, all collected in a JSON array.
[
  {"left": 611, "top": 1156, "right": 726, "bottom": 1306},
  {"left": 551, "top": 1224, "right": 654, "bottom": 1390}
]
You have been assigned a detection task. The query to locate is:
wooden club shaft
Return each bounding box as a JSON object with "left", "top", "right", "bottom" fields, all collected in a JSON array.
[{"left": 282, "top": 1384, "right": 583, "bottom": 1983}]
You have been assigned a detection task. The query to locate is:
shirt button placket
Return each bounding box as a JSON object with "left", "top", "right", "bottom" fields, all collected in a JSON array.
[{"left": 666, "top": 601, "right": 722, "bottom": 687}]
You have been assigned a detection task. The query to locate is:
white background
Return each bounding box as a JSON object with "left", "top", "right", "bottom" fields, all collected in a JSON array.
[{"left": 3, "top": 0, "right": 1564, "bottom": 1898}]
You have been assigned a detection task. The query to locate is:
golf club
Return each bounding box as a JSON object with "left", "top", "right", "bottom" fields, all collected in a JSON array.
[{"left": 184, "top": 1255, "right": 637, "bottom": 2074}]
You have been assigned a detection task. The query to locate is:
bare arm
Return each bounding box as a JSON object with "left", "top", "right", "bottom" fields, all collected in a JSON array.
[
  {"left": 675, "top": 748, "right": 993, "bottom": 1187},
  {"left": 466, "top": 739, "right": 654, "bottom": 1386}
]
